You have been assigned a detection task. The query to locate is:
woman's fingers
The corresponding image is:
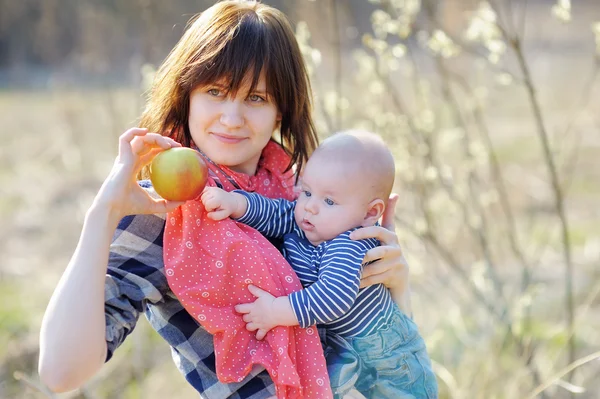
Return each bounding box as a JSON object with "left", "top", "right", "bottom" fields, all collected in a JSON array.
[
  {"left": 97, "top": 128, "right": 185, "bottom": 217},
  {"left": 127, "top": 132, "right": 182, "bottom": 174},
  {"left": 351, "top": 194, "right": 399, "bottom": 243},
  {"left": 360, "top": 255, "right": 408, "bottom": 289},
  {"left": 118, "top": 128, "right": 180, "bottom": 161},
  {"left": 354, "top": 194, "right": 412, "bottom": 293},
  {"left": 359, "top": 273, "right": 389, "bottom": 289},
  {"left": 119, "top": 127, "right": 149, "bottom": 145},
  {"left": 350, "top": 225, "right": 398, "bottom": 245},
  {"left": 362, "top": 244, "right": 403, "bottom": 265},
  {"left": 360, "top": 261, "right": 394, "bottom": 288},
  {"left": 138, "top": 147, "right": 167, "bottom": 168},
  {"left": 362, "top": 256, "right": 393, "bottom": 277},
  {"left": 117, "top": 128, "right": 148, "bottom": 162},
  {"left": 380, "top": 193, "right": 399, "bottom": 231},
  {"left": 131, "top": 132, "right": 180, "bottom": 156},
  {"left": 148, "top": 198, "right": 184, "bottom": 214}
]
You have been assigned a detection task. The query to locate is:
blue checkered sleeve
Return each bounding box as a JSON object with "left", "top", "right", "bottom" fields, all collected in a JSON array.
[{"left": 102, "top": 180, "right": 276, "bottom": 399}]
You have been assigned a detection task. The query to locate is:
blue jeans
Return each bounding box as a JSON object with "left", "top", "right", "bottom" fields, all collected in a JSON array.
[{"left": 322, "top": 307, "right": 438, "bottom": 398}]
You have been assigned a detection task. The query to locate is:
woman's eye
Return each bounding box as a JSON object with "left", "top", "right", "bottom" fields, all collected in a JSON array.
[
  {"left": 248, "top": 94, "right": 265, "bottom": 103},
  {"left": 324, "top": 198, "right": 335, "bottom": 206},
  {"left": 208, "top": 88, "right": 221, "bottom": 96},
  {"left": 303, "top": 190, "right": 311, "bottom": 197}
]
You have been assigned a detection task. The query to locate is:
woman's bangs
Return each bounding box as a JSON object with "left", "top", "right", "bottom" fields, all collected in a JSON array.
[{"left": 188, "top": 14, "right": 270, "bottom": 95}]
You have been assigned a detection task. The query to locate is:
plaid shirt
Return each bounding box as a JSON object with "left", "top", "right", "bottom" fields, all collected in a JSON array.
[{"left": 104, "top": 182, "right": 276, "bottom": 399}]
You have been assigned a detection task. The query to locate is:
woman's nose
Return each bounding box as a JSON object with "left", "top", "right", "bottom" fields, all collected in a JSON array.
[{"left": 219, "top": 101, "right": 244, "bottom": 128}]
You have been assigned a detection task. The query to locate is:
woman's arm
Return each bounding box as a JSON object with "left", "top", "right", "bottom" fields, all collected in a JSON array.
[
  {"left": 39, "top": 205, "right": 119, "bottom": 392},
  {"left": 38, "top": 128, "right": 183, "bottom": 392},
  {"left": 350, "top": 194, "right": 413, "bottom": 316}
]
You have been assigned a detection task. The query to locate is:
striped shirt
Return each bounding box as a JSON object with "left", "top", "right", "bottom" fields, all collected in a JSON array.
[{"left": 236, "top": 192, "right": 397, "bottom": 338}]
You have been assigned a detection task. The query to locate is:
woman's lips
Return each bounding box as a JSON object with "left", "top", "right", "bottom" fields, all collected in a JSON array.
[{"left": 211, "top": 133, "right": 246, "bottom": 144}]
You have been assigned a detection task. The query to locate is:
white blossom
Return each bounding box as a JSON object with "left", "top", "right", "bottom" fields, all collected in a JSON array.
[
  {"left": 593, "top": 22, "right": 600, "bottom": 55},
  {"left": 551, "top": 0, "right": 572, "bottom": 23}
]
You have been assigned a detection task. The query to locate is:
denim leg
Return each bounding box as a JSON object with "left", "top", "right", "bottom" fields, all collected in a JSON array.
[
  {"left": 364, "top": 346, "right": 437, "bottom": 399},
  {"left": 349, "top": 308, "right": 438, "bottom": 399},
  {"left": 320, "top": 328, "right": 364, "bottom": 398}
]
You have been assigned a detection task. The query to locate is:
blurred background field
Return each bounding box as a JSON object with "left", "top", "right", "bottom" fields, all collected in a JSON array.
[{"left": 1, "top": 0, "right": 599, "bottom": 398}]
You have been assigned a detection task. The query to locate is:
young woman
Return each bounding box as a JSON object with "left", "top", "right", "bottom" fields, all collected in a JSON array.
[{"left": 39, "top": 1, "right": 412, "bottom": 398}]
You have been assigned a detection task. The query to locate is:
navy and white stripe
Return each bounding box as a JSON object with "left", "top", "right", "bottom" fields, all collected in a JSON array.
[
  {"left": 236, "top": 191, "right": 397, "bottom": 338},
  {"left": 236, "top": 192, "right": 297, "bottom": 238}
]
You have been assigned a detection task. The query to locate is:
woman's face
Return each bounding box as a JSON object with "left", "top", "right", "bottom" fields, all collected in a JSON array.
[{"left": 188, "top": 72, "right": 280, "bottom": 175}]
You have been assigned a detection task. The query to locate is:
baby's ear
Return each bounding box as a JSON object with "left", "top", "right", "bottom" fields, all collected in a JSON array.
[{"left": 362, "top": 199, "right": 385, "bottom": 226}]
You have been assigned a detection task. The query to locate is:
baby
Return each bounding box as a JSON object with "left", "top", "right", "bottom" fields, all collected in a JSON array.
[{"left": 201, "top": 130, "right": 438, "bottom": 398}]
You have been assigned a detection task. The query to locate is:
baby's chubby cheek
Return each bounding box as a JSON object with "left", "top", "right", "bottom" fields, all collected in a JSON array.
[{"left": 293, "top": 206, "right": 305, "bottom": 223}]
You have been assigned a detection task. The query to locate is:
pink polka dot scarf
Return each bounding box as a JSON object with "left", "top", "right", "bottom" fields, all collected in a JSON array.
[{"left": 164, "top": 141, "right": 333, "bottom": 398}]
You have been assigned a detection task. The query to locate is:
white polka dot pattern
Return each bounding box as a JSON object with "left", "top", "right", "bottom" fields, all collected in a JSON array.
[{"left": 163, "top": 142, "right": 332, "bottom": 398}]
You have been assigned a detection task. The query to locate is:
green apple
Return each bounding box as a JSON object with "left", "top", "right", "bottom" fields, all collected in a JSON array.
[{"left": 150, "top": 147, "right": 209, "bottom": 201}]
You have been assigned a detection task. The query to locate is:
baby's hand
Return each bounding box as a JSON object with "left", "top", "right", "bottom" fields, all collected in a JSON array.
[
  {"left": 201, "top": 187, "right": 244, "bottom": 220},
  {"left": 235, "top": 285, "right": 279, "bottom": 340}
]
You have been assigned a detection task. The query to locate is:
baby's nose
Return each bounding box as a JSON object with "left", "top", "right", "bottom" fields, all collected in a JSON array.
[{"left": 304, "top": 198, "right": 318, "bottom": 214}]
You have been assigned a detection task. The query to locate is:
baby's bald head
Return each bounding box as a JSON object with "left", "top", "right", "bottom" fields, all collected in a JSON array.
[{"left": 310, "top": 130, "right": 395, "bottom": 202}]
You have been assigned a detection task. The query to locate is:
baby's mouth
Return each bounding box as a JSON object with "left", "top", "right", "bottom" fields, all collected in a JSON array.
[{"left": 300, "top": 218, "right": 315, "bottom": 231}]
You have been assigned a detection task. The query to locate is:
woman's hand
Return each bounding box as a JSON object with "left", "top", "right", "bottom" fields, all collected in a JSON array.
[
  {"left": 39, "top": 127, "right": 183, "bottom": 392},
  {"left": 350, "top": 194, "right": 412, "bottom": 314},
  {"left": 93, "top": 128, "right": 184, "bottom": 221}
]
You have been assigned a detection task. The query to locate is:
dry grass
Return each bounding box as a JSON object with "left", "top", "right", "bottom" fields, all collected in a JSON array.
[
  {"left": 0, "top": 88, "right": 199, "bottom": 398},
  {"left": 1, "top": 1, "right": 600, "bottom": 398},
  {"left": 1, "top": 81, "right": 598, "bottom": 398}
]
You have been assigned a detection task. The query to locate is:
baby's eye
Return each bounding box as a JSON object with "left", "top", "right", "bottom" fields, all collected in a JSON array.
[
  {"left": 303, "top": 190, "right": 312, "bottom": 197},
  {"left": 324, "top": 198, "right": 335, "bottom": 206}
]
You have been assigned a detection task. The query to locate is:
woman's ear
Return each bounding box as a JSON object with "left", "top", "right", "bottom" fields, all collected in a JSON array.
[{"left": 362, "top": 199, "right": 386, "bottom": 227}]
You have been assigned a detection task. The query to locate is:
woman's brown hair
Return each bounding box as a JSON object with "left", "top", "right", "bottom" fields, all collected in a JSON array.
[{"left": 139, "top": 0, "right": 318, "bottom": 175}]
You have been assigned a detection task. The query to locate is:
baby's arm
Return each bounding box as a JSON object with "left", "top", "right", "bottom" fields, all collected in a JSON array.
[
  {"left": 290, "top": 237, "right": 373, "bottom": 327},
  {"left": 238, "top": 235, "right": 376, "bottom": 338},
  {"left": 203, "top": 189, "right": 296, "bottom": 237},
  {"left": 235, "top": 192, "right": 296, "bottom": 238},
  {"left": 201, "top": 187, "right": 247, "bottom": 220}
]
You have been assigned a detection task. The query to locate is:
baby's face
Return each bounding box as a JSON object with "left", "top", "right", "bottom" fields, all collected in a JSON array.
[{"left": 294, "top": 155, "right": 375, "bottom": 246}]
